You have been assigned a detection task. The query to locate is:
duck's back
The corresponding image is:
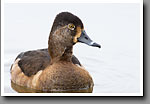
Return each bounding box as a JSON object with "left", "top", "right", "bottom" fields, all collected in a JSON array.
[{"left": 11, "top": 48, "right": 81, "bottom": 77}]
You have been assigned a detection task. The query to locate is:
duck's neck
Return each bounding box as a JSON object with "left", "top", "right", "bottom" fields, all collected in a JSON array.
[{"left": 48, "top": 38, "right": 73, "bottom": 64}]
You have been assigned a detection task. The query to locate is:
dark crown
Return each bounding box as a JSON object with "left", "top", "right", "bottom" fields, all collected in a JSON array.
[{"left": 50, "top": 12, "right": 84, "bottom": 33}]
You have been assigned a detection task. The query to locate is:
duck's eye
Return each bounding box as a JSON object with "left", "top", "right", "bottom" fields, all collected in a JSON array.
[{"left": 68, "top": 23, "right": 75, "bottom": 30}]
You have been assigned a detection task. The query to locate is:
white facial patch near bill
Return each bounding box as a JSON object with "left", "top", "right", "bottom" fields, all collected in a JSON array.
[{"left": 73, "top": 27, "right": 82, "bottom": 43}]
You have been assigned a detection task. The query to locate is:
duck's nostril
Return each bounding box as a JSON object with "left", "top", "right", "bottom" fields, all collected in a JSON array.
[{"left": 85, "top": 37, "right": 88, "bottom": 40}]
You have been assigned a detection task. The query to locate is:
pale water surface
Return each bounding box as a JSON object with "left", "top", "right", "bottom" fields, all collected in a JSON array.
[{"left": 4, "top": 3, "right": 141, "bottom": 93}]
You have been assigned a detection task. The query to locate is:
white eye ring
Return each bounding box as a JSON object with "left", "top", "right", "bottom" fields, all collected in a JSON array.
[{"left": 68, "top": 23, "right": 75, "bottom": 30}]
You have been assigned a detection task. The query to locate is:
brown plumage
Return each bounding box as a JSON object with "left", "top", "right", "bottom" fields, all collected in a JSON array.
[
  {"left": 14, "top": 49, "right": 81, "bottom": 77},
  {"left": 10, "top": 12, "right": 100, "bottom": 93}
]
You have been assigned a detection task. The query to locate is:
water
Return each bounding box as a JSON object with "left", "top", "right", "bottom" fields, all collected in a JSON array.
[{"left": 4, "top": 3, "right": 141, "bottom": 93}]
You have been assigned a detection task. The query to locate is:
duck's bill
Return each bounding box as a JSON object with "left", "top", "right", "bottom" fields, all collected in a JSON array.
[{"left": 77, "top": 30, "right": 101, "bottom": 48}]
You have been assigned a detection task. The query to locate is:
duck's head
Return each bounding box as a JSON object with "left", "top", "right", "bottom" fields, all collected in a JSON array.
[{"left": 49, "top": 12, "right": 101, "bottom": 48}]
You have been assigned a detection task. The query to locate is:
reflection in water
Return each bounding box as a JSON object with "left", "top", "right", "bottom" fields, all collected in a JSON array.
[{"left": 11, "top": 81, "right": 93, "bottom": 93}]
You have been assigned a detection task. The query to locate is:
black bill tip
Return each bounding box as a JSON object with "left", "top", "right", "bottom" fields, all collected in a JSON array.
[{"left": 90, "top": 42, "right": 101, "bottom": 48}]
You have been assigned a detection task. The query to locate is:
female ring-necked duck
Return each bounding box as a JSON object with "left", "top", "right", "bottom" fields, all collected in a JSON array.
[{"left": 10, "top": 12, "right": 101, "bottom": 93}]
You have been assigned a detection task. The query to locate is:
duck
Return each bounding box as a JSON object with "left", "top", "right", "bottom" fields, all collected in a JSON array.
[{"left": 10, "top": 12, "right": 101, "bottom": 93}]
